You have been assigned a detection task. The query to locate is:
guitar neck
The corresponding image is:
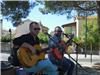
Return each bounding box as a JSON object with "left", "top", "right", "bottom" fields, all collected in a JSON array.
[{"left": 39, "top": 47, "right": 49, "bottom": 53}]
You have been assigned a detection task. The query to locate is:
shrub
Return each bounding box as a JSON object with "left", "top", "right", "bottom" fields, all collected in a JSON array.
[
  {"left": 1, "top": 35, "right": 11, "bottom": 42},
  {"left": 38, "top": 32, "right": 49, "bottom": 44}
]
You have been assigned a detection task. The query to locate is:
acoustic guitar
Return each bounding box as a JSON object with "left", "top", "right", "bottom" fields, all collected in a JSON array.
[
  {"left": 51, "top": 40, "right": 66, "bottom": 60},
  {"left": 17, "top": 45, "right": 49, "bottom": 67},
  {"left": 51, "top": 34, "right": 74, "bottom": 60}
]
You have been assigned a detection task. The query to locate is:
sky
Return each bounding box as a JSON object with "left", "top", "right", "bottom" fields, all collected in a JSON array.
[{"left": 2, "top": 3, "right": 75, "bottom": 33}]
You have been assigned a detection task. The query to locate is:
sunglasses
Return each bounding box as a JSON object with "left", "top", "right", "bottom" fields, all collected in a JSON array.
[
  {"left": 34, "top": 28, "right": 40, "bottom": 30},
  {"left": 56, "top": 30, "right": 62, "bottom": 32}
]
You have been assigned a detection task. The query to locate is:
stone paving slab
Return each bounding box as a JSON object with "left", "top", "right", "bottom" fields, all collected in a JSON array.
[{"left": 73, "top": 65, "right": 100, "bottom": 75}]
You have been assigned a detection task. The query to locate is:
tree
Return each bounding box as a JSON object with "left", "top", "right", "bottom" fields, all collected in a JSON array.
[
  {"left": 39, "top": 1, "right": 100, "bottom": 34},
  {"left": 1, "top": 35, "right": 11, "bottom": 42},
  {"left": 1, "top": 1, "right": 37, "bottom": 26},
  {"left": 96, "top": 1, "right": 100, "bottom": 34},
  {"left": 84, "top": 17, "right": 99, "bottom": 51},
  {"left": 38, "top": 32, "right": 49, "bottom": 44}
]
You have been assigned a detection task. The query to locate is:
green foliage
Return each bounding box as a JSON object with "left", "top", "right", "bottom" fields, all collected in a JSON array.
[
  {"left": 40, "top": 1, "right": 100, "bottom": 33},
  {"left": 1, "top": 35, "right": 11, "bottom": 42},
  {"left": 38, "top": 32, "right": 49, "bottom": 44},
  {"left": 1, "top": 1, "right": 37, "bottom": 26},
  {"left": 73, "top": 37, "right": 80, "bottom": 42},
  {"left": 65, "top": 27, "right": 72, "bottom": 34},
  {"left": 73, "top": 36, "right": 84, "bottom": 44},
  {"left": 40, "top": 1, "right": 96, "bottom": 18},
  {"left": 71, "top": 16, "right": 100, "bottom": 51},
  {"left": 82, "top": 17, "right": 100, "bottom": 50}
]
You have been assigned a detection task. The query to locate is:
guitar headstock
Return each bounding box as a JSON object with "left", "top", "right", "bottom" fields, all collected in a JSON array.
[
  {"left": 69, "top": 34, "right": 74, "bottom": 40},
  {"left": 65, "top": 34, "right": 74, "bottom": 45}
]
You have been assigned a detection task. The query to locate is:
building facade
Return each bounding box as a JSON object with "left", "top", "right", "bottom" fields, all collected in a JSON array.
[
  {"left": 14, "top": 19, "right": 49, "bottom": 38},
  {"left": 62, "top": 16, "right": 96, "bottom": 38}
]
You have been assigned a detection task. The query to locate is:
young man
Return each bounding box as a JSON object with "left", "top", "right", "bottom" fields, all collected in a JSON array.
[
  {"left": 12, "top": 22, "right": 58, "bottom": 75},
  {"left": 48, "top": 26, "right": 75, "bottom": 75}
]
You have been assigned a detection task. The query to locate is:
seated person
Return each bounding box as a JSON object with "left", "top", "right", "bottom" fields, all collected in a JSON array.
[
  {"left": 48, "top": 26, "right": 75, "bottom": 75},
  {"left": 9, "top": 22, "right": 58, "bottom": 75}
]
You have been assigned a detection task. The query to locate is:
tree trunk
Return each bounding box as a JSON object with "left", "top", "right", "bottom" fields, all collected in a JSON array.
[{"left": 96, "top": 1, "right": 100, "bottom": 34}]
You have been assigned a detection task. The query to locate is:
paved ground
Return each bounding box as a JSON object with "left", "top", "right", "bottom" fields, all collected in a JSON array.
[
  {"left": 66, "top": 54, "right": 100, "bottom": 75},
  {"left": 64, "top": 54, "right": 100, "bottom": 67},
  {"left": 73, "top": 66, "right": 100, "bottom": 75},
  {"left": 1, "top": 53, "right": 100, "bottom": 75}
]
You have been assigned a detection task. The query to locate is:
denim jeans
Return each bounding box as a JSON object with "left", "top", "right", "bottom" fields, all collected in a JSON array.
[
  {"left": 49, "top": 54, "right": 75, "bottom": 75},
  {"left": 24, "top": 59, "right": 58, "bottom": 75}
]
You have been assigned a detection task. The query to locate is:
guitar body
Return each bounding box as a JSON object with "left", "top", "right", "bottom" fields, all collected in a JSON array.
[
  {"left": 51, "top": 40, "right": 65, "bottom": 60},
  {"left": 17, "top": 45, "right": 45, "bottom": 67},
  {"left": 51, "top": 48, "right": 63, "bottom": 60}
]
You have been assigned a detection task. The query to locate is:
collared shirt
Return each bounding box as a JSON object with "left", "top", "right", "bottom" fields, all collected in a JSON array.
[
  {"left": 48, "top": 35, "right": 61, "bottom": 48},
  {"left": 13, "top": 33, "right": 40, "bottom": 49}
]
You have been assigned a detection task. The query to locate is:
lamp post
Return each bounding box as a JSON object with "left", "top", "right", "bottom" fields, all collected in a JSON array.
[
  {"left": 0, "top": 19, "right": 3, "bottom": 37},
  {"left": 85, "top": 11, "right": 88, "bottom": 58},
  {"left": 0, "top": 1, "right": 3, "bottom": 36},
  {"left": 9, "top": 28, "right": 12, "bottom": 53}
]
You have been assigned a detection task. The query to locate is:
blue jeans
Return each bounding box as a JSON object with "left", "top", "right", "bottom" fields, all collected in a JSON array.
[
  {"left": 49, "top": 54, "right": 75, "bottom": 75},
  {"left": 24, "top": 59, "right": 58, "bottom": 75}
]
